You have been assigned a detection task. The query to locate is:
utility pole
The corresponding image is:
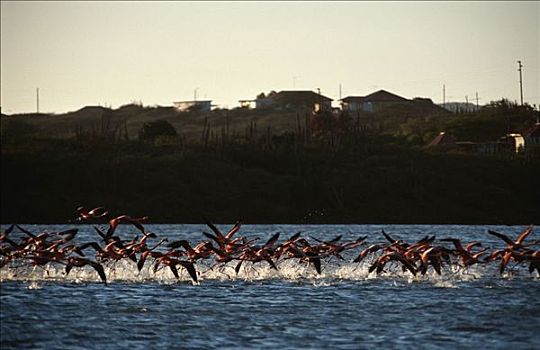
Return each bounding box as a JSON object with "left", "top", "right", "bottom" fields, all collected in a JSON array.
[
  {"left": 465, "top": 95, "right": 468, "bottom": 113},
  {"left": 36, "top": 88, "right": 40, "bottom": 114},
  {"left": 517, "top": 60, "right": 523, "bottom": 105},
  {"left": 443, "top": 84, "right": 446, "bottom": 109},
  {"left": 317, "top": 88, "right": 322, "bottom": 113},
  {"left": 475, "top": 91, "right": 479, "bottom": 110},
  {"left": 339, "top": 83, "right": 342, "bottom": 100}
]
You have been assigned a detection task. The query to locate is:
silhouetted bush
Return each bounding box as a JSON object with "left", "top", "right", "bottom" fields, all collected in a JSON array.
[
  {"left": 1, "top": 119, "right": 39, "bottom": 141},
  {"left": 138, "top": 120, "right": 178, "bottom": 143}
]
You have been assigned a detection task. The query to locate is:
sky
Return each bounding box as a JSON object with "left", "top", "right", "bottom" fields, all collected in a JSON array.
[{"left": 1, "top": 1, "right": 539, "bottom": 114}]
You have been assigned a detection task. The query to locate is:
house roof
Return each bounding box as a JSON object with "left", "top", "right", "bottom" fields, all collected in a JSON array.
[
  {"left": 428, "top": 132, "right": 456, "bottom": 147},
  {"left": 340, "top": 96, "right": 365, "bottom": 102},
  {"left": 173, "top": 100, "right": 212, "bottom": 104},
  {"left": 341, "top": 90, "right": 409, "bottom": 103},
  {"left": 273, "top": 90, "right": 333, "bottom": 103}
]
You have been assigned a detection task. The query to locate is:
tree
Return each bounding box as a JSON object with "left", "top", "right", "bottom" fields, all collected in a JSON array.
[
  {"left": 138, "top": 120, "right": 178, "bottom": 143},
  {"left": 311, "top": 111, "right": 352, "bottom": 139}
]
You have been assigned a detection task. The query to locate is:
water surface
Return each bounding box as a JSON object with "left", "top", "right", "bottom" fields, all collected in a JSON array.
[{"left": 1, "top": 224, "right": 539, "bottom": 349}]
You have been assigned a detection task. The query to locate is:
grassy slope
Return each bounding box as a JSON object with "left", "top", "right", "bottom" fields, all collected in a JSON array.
[{"left": 2, "top": 101, "right": 539, "bottom": 224}]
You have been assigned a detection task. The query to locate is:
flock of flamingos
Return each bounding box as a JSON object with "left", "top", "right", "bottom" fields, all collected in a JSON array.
[{"left": 1, "top": 207, "right": 539, "bottom": 285}]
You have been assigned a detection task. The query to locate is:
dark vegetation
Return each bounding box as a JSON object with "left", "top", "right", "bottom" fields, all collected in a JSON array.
[{"left": 1, "top": 99, "right": 539, "bottom": 224}]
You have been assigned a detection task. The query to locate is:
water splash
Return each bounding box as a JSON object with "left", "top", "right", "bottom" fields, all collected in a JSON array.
[
  {"left": 27, "top": 281, "right": 42, "bottom": 290},
  {"left": 2, "top": 259, "right": 536, "bottom": 286}
]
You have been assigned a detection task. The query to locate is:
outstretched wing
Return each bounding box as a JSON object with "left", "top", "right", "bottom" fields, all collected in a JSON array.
[
  {"left": 179, "top": 261, "right": 198, "bottom": 283},
  {"left": 487, "top": 230, "right": 515, "bottom": 246},
  {"left": 515, "top": 225, "right": 534, "bottom": 245}
]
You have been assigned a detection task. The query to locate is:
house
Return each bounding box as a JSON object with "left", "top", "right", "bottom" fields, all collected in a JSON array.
[
  {"left": 238, "top": 99, "right": 255, "bottom": 109},
  {"left": 173, "top": 100, "right": 213, "bottom": 112},
  {"left": 238, "top": 98, "right": 274, "bottom": 109},
  {"left": 427, "top": 132, "right": 499, "bottom": 154},
  {"left": 427, "top": 129, "right": 533, "bottom": 155},
  {"left": 242, "top": 90, "right": 333, "bottom": 112},
  {"left": 255, "top": 96, "right": 274, "bottom": 109},
  {"left": 499, "top": 134, "right": 525, "bottom": 153},
  {"left": 340, "top": 89, "right": 410, "bottom": 112},
  {"left": 273, "top": 90, "right": 333, "bottom": 112},
  {"left": 340, "top": 90, "right": 449, "bottom": 115},
  {"left": 427, "top": 132, "right": 456, "bottom": 147},
  {"left": 238, "top": 92, "right": 275, "bottom": 109}
]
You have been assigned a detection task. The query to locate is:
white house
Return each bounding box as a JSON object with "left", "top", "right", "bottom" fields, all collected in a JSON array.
[{"left": 173, "top": 100, "right": 213, "bottom": 112}]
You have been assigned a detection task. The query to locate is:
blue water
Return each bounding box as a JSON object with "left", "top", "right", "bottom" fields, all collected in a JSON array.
[{"left": 1, "top": 224, "right": 539, "bottom": 349}]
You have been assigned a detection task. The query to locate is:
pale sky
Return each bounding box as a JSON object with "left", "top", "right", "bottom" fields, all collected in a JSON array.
[{"left": 1, "top": 1, "right": 539, "bottom": 114}]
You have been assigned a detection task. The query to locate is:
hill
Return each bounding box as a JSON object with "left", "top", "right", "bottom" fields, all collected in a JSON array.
[
  {"left": 2, "top": 98, "right": 536, "bottom": 146},
  {"left": 1, "top": 98, "right": 539, "bottom": 224}
]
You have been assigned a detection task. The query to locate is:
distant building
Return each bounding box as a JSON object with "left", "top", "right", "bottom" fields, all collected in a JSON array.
[
  {"left": 499, "top": 134, "right": 525, "bottom": 153},
  {"left": 255, "top": 96, "right": 274, "bottom": 109},
  {"left": 427, "top": 132, "right": 456, "bottom": 147},
  {"left": 173, "top": 100, "right": 213, "bottom": 112},
  {"left": 238, "top": 98, "right": 275, "bottom": 109},
  {"left": 238, "top": 100, "right": 255, "bottom": 109},
  {"left": 428, "top": 130, "right": 529, "bottom": 155},
  {"left": 240, "top": 90, "right": 333, "bottom": 112},
  {"left": 340, "top": 90, "right": 409, "bottom": 112},
  {"left": 273, "top": 90, "right": 332, "bottom": 112},
  {"left": 341, "top": 90, "right": 448, "bottom": 115}
]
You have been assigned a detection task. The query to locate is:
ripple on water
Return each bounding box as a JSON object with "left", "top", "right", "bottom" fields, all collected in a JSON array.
[{"left": 2, "top": 224, "right": 540, "bottom": 349}]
